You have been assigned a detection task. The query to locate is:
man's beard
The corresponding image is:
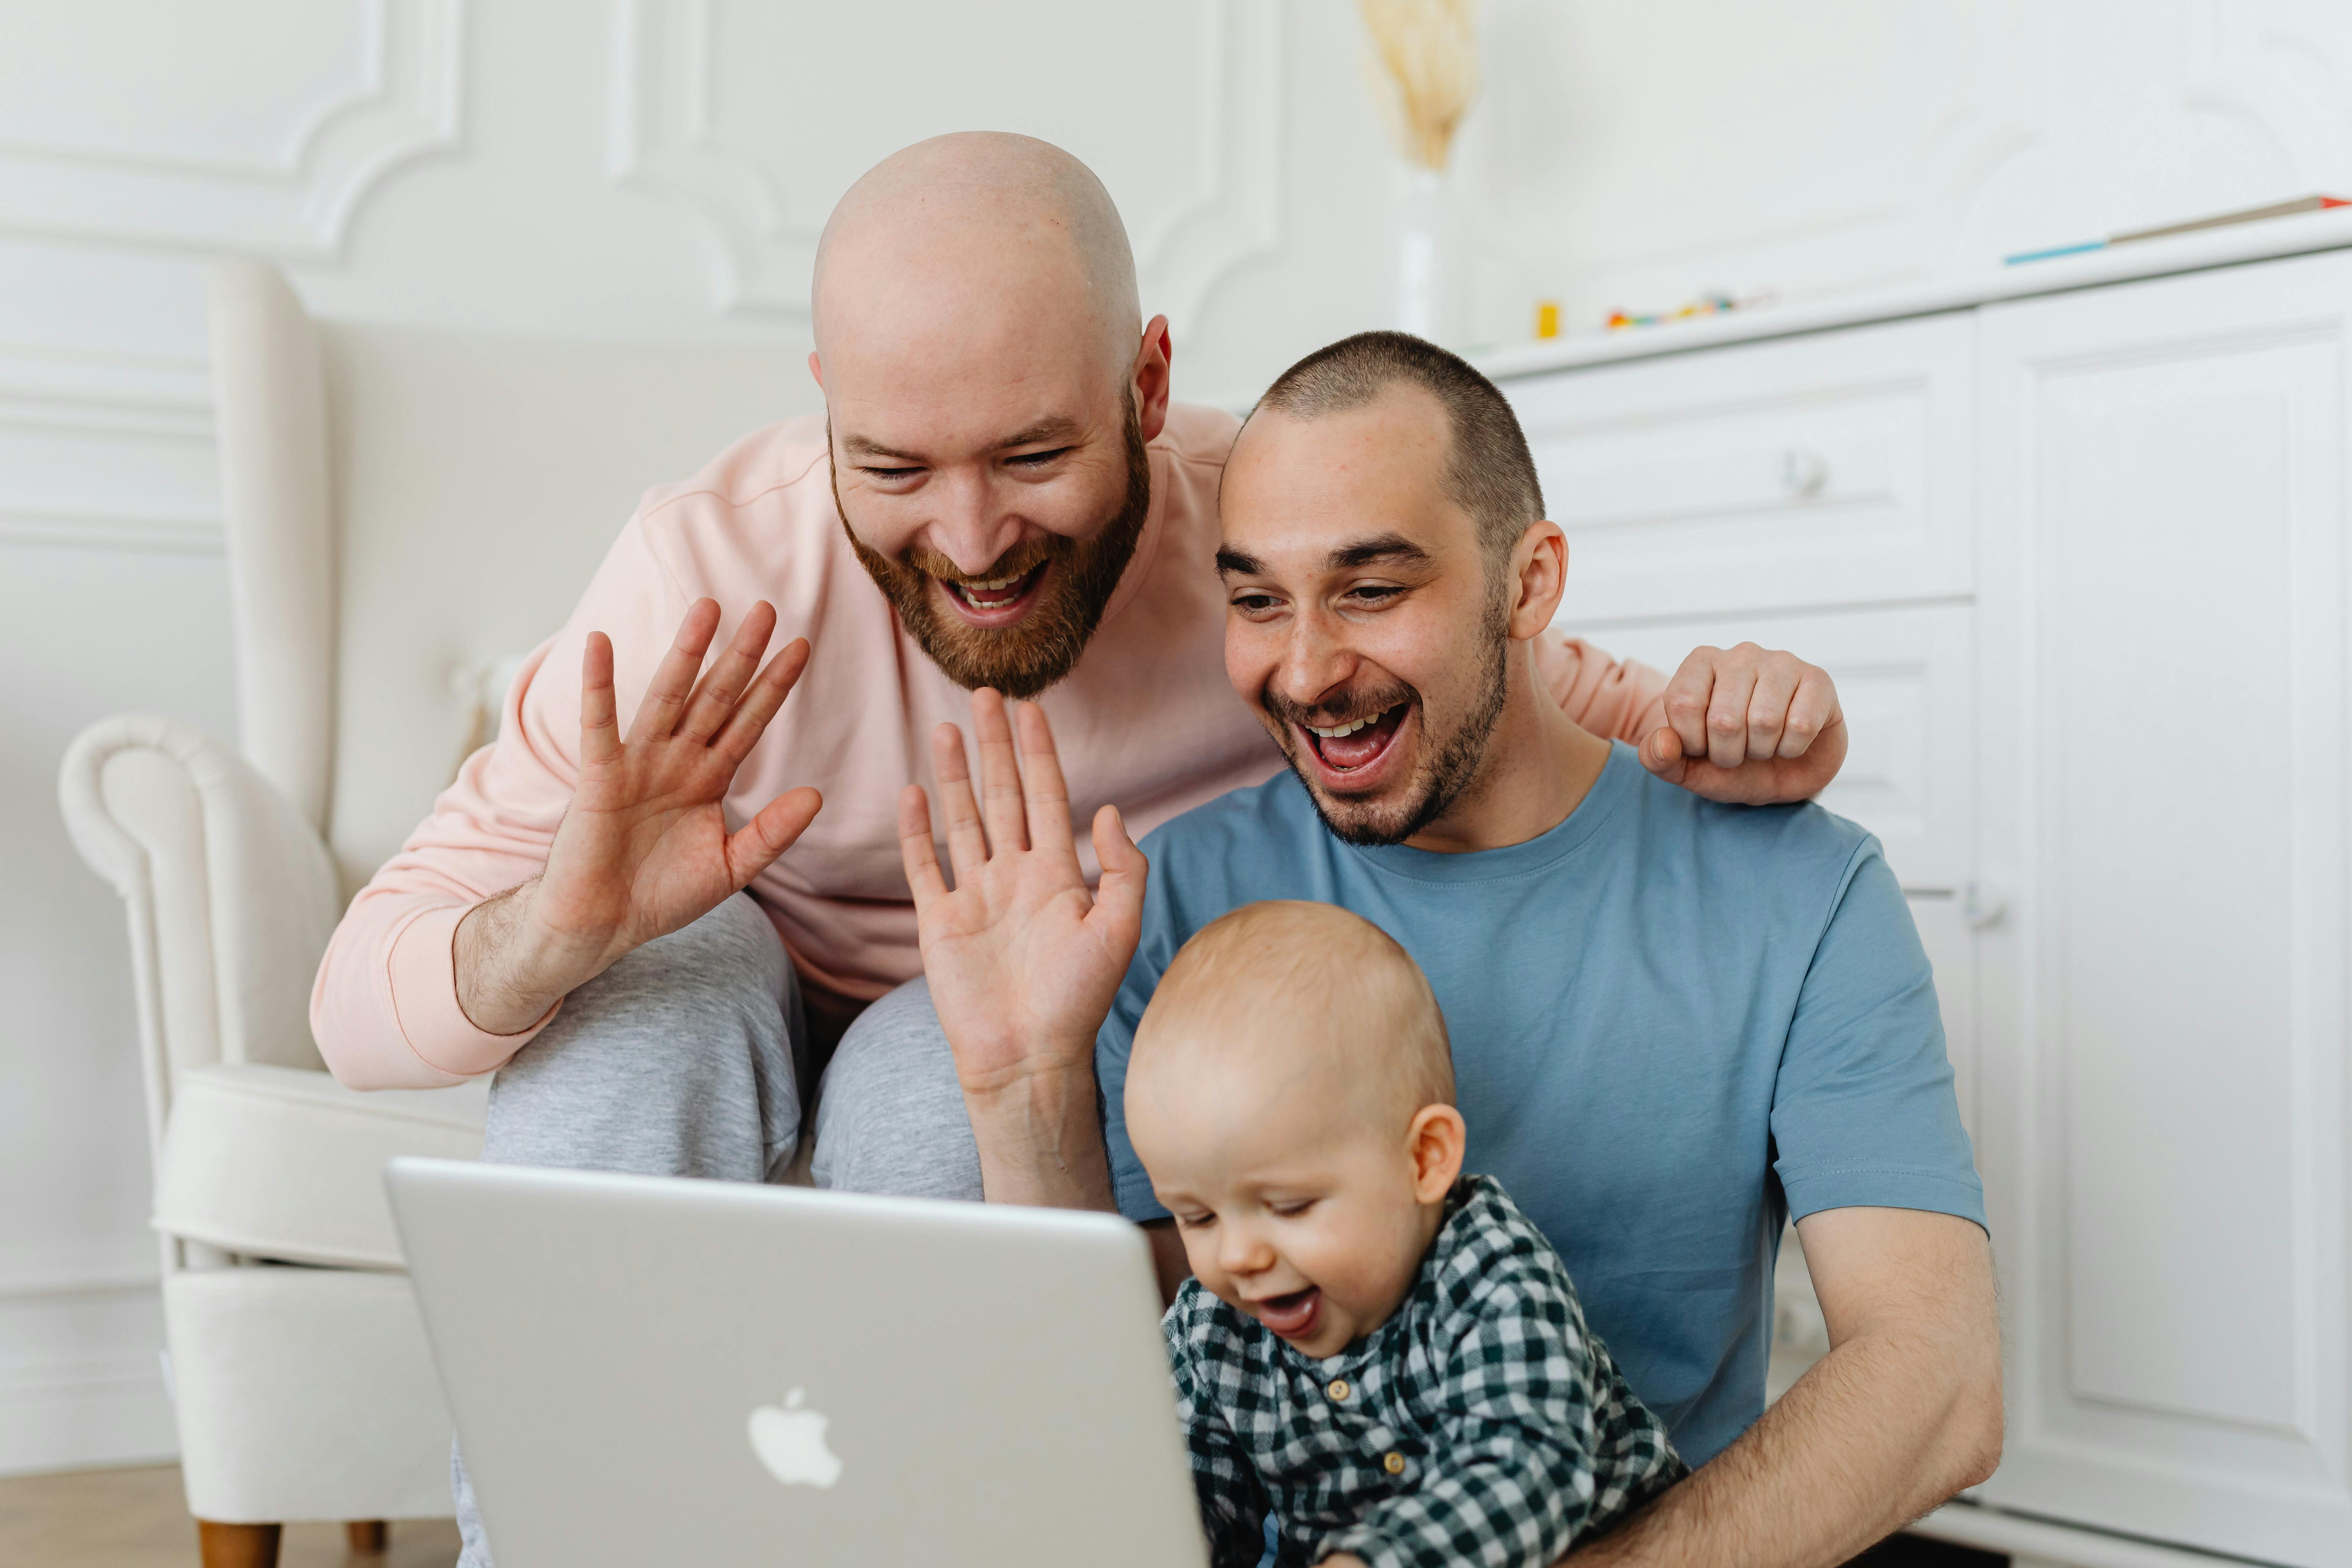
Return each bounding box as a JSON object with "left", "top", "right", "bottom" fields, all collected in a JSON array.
[
  {"left": 837, "top": 398, "right": 1153, "bottom": 700},
  {"left": 1263, "top": 580, "right": 1513, "bottom": 848}
]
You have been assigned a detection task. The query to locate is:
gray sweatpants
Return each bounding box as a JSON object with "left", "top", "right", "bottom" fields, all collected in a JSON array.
[{"left": 453, "top": 895, "right": 980, "bottom": 1566}]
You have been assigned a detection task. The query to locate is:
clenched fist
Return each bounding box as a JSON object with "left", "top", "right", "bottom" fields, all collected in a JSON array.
[{"left": 1640, "top": 642, "right": 1846, "bottom": 805}]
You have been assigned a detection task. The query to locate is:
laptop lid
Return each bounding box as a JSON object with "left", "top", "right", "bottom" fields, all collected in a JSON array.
[{"left": 387, "top": 1158, "right": 1208, "bottom": 1568}]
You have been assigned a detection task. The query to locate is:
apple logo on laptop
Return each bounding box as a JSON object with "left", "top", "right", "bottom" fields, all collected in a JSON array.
[{"left": 748, "top": 1388, "right": 842, "bottom": 1489}]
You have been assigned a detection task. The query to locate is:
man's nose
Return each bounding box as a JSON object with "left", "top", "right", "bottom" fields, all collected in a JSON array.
[
  {"left": 921, "top": 468, "right": 1026, "bottom": 575},
  {"left": 1273, "top": 606, "right": 1356, "bottom": 716}
]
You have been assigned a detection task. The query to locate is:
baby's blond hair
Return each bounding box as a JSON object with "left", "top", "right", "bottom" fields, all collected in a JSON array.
[{"left": 1132, "top": 900, "right": 1454, "bottom": 1123}]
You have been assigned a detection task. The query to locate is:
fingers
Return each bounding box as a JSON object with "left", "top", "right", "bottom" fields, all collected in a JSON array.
[
  {"left": 1660, "top": 649, "right": 1717, "bottom": 762},
  {"left": 897, "top": 783, "right": 948, "bottom": 910},
  {"left": 580, "top": 632, "right": 619, "bottom": 767},
  {"left": 1745, "top": 651, "right": 1799, "bottom": 760},
  {"left": 1638, "top": 725, "right": 1689, "bottom": 783},
  {"left": 723, "top": 786, "right": 822, "bottom": 889},
  {"left": 930, "top": 720, "right": 989, "bottom": 887},
  {"left": 713, "top": 636, "right": 811, "bottom": 763},
  {"left": 1705, "top": 646, "right": 1761, "bottom": 770},
  {"left": 678, "top": 602, "right": 777, "bottom": 744},
  {"left": 1014, "top": 700, "right": 1076, "bottom": 852},
  {"left": 626, "top": 599, "right": 722, "bottom": 744},
  {"left": 1087, "top": 804, "right": 1148, "bottom": 961},
  {"left": 970, "top": 689, "right": 1029, "bottom": 855},
  {"left": 1780, "top": 668, "right": 1839, "bottom": 758}
]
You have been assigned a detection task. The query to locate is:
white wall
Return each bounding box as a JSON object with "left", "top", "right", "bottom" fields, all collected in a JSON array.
[{"left": 3, "top": 0, "right": 2348, "bottom": 1476}]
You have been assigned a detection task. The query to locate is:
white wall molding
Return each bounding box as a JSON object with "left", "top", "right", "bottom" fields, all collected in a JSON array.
[
  {"left": 0, "top": 0, "right": 465, "bottom": 259},
  {"left": 0, "top": 1254, "right": 176, "bottom": 1474},
  {"left": 0, "top": 1240, "right": 162, "bottom": 1303},
  {"left": 608, "top": 0, "right": 1282, "bottom": 328},
  {"left": 0, "top": 514, "right": 226, "bottom": 556},
  {"left": 0, "top": 346, "right": 222, "bottom": 557}
]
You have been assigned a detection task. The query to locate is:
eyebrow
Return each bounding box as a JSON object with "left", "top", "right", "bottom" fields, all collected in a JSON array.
[
  {"left": 1215, "top": 533, "right": 1434, "bottom": 576},
  {"left": 997, "top": 416, "right": 1082, "bottom": 450},
  {"left": 840, "top": 416, "right": 1084, "bottom": 467},
  {"left": 1330, "top": 533, "right": 1433, "bottom": 569},
  {"left": 841, "top": 433, "right": 924, "bottom": 462}
]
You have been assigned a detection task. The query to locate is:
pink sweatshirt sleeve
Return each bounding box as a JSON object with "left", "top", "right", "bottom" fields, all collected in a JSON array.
[
  {"left": 1536, "top": 633, "right": 1671, "bottom": 745},
  {"left": 309, "top": 515, "right": 689, "bottom": 1088}
]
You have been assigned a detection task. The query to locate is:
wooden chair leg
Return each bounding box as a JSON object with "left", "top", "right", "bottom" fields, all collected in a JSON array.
[
  {"left": 196, "top": 1519, "right": 282, "bottom": 1568},
  {"left": 347, "top": 1519, "right": 390, "bottom": 1553}
]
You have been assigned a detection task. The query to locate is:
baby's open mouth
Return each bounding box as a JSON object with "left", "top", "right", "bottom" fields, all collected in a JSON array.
[
  {"left": 1250, "top": 1285, "right": 1323, "bottom": 1340},
  {"left": 1302, "top": 703, "right": 1406, "bottom": 774}
]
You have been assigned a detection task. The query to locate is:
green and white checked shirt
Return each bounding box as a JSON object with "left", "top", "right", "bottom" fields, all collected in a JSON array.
[{"left": 1164, "top": 1176, "right": 1685, "bottom": 1568}]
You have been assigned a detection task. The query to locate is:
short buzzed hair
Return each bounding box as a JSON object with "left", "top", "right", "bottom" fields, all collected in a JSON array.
[
  {"left": 1251, "top": 330, "right": 1544, "bottom": 563},
  {"left": 1134, "top": 900, "right": 1455, "bottom": 1120}
]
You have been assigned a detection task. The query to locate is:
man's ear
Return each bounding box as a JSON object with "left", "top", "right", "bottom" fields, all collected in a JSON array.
[
  {"left": 1506, "top": 520, "right": 1568, "bottom": 640},
  {"left": 807, "top": 350, "right": 824, "bottom": 392},
  {"left": 1132, "top": 315, "right": 1174, "bottom": 443},
  {"left": 1406, "top": 1104, "right": 1467, "bottom": 1203}
]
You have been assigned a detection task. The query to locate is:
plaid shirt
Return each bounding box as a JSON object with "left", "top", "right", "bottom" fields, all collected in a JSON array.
[{"left": 1165, "top": 1176, "right": 1685, "bottom": 1568}]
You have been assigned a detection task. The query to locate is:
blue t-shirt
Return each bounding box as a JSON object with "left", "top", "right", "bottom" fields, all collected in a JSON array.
[{"left": 1096, "top": 742, "right": 1984, "bottom": 1467}]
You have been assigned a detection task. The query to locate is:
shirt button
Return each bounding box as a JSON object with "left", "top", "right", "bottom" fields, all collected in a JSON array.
[
  {"left": 1382, "top": 1451, "right": 1406, "bottom": 1475},
  {"left": 1327, "top": 1379, "right": 1351, "bottom": 1402}
]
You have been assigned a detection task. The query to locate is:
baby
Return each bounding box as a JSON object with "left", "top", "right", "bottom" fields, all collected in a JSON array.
[{"left": 1125, "top": 900, "right": 1684, "bottom": 1568}]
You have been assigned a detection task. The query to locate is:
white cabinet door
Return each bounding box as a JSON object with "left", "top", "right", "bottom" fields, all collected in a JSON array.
[
  {"left": 1502, "top": 314, "right": 1974, "bottom": 622},
  {"left": 1975, "top": 251, "right": 2352, "bottom": 1566}
]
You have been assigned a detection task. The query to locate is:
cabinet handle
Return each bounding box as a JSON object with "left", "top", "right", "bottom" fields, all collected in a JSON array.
[
  {"left": 1782, "top": 448, "right": 1828, "bottom": 499},
  {"left": 1963, "top": 883, "right": 2006, "bottom": 930},
  {"left": 1900, "top": 882, "right": 2008, "bottom": 930}
]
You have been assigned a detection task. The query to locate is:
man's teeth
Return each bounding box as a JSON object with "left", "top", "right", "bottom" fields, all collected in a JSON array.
[
  {"left": 960, "top": 571, "right": 1025, "bottom": 593},
  {"left": 1308, "top": 709, "right": 1390, "bottom": 739}
]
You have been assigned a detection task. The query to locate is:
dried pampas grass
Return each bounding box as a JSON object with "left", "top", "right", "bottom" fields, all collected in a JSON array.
[{"left": 1359, "top": 0, "right": 1481, "bottom": 172}]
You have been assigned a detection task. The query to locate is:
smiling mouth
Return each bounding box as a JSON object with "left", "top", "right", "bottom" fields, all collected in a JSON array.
[
  {"left": 938, "top": 560, "right": 1048, "bottom": 625},
  {"left": 1301, "top": 703, "right": 1408, "bottom": 775},
  {"left": 1247, "top": 1285, "right": 1324, "bottom": 1341}
]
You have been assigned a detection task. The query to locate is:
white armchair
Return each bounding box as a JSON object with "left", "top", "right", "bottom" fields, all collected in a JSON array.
[{"left": 57, "top": 261, "right": 807, "bottom": 1566}]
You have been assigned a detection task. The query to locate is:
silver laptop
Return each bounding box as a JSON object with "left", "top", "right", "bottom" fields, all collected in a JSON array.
[{"left": 387, "top": 1158, "right": 1208, "bottom": 1568}]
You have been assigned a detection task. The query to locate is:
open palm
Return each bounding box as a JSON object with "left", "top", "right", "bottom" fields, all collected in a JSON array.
[
  {"left": 530, "top": 599, "right": 823, "bottom": 985},
  {"left": 898, "top": 691, "right": 1147, "bottom": 1097}
]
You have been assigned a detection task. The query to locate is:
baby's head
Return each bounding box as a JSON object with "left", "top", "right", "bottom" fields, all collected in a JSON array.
[{"left": 1125, "top": 900, "right": 1465, "bottom": 1358}]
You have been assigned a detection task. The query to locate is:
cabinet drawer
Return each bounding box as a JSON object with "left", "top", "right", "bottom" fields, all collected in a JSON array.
[
  {"left": 1588, "top": 604, "right": 1974, "bottom": 889},
  {"left": 1499, "top": 315, "right": 1974, "bottom": 620}
]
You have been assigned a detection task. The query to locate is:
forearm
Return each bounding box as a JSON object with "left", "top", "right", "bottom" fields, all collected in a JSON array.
[
  {"left": 1569, "top": 1327, "right": 2000, "bottom": 1568},
  {"left": 963, "top": 1065, "right": 1118, "bottom": 1210},
  {"left": 452, "top": 878, "right": 581, "bottom": 1035}
]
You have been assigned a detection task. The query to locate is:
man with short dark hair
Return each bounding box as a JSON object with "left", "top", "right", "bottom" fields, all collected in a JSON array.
[{"left": 903, "top": 332, "right": 2000, "bottom": 1567}]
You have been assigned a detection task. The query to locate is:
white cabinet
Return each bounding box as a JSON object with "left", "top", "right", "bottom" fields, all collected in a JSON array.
[
  {"left": 1509, "top": 314, "right": 1975, "bottom": 623},
  {"left": 1972, "top": 252, "right": 2352, "bottom": 1565},
  {"left": 1494, "top": 238, "right": 2352, "bottom": 1567}
]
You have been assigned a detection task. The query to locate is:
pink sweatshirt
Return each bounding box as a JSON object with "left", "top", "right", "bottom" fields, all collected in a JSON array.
[{"left": 310, "top": 405, "right": 1671, "bottom": 1089}]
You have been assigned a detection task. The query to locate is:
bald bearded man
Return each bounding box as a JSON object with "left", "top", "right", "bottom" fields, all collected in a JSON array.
[{"left": 312, "top": 134, "right": 1848, "bottom": 1559}]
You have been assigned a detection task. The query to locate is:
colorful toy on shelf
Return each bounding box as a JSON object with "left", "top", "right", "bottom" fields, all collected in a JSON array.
[
  {"left": 1534, "top": 300, "right": 1562, "bottom": 339},
  {"left": 1603, "top": 287, "right": 1775, "bottom": 333}
]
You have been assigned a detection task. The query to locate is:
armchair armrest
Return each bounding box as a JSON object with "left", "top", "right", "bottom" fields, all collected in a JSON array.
[{"left": 59, "top": 714, "right": 343, "bottom": 1158}]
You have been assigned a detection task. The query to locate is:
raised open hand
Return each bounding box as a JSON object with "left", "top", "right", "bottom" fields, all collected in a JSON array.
[
  {"left": 898, "top": 690, "right": 1146, "bottom": 1100},
  {"left": 457, "top": 599, "right": 820, "bottom": 1034}
]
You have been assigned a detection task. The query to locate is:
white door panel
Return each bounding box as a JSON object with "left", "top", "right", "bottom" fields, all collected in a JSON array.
[{"left": 1974, "top": 249, "right": 2352, "bottom": 1565}]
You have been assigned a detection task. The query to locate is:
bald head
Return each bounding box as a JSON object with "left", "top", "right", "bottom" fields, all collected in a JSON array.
[
  {"left": 1131, "top": 901, "right": 1455, "bottom": 1135},
  {"left": 813, "top": 132, "right": 1139, "bottom": 374}
]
